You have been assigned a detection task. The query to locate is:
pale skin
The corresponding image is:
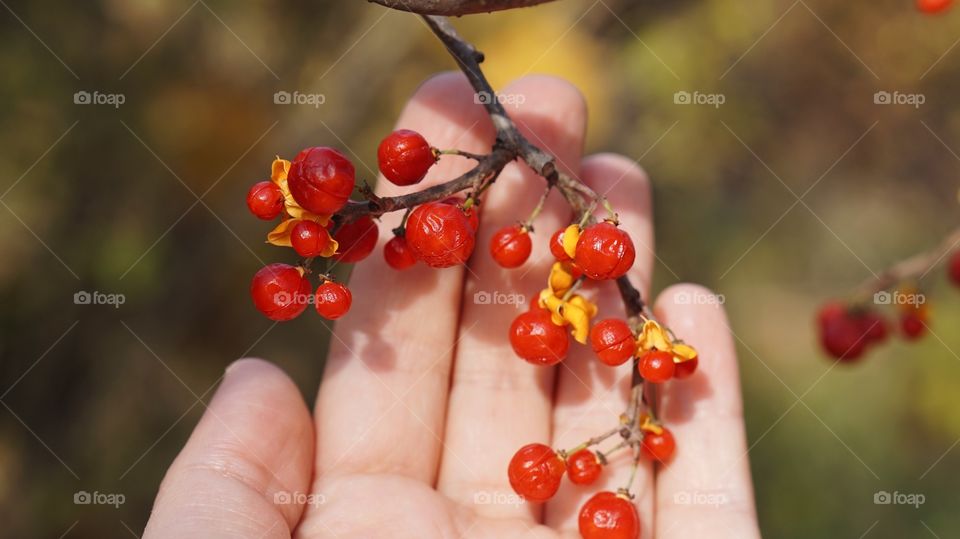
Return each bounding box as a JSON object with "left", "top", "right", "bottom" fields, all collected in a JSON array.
[{"left": 143, "top": 73, "right": 762, "bottom": 539}]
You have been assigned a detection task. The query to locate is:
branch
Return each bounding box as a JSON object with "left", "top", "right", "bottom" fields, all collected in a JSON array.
[
  {"left": 369, "top": 0, "right": 556, "bottom": 16},
  {"left": 853, "top": 226, "right": 960, "bottom": 299}
]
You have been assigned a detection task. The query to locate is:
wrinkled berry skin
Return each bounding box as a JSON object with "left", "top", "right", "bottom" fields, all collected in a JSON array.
[
  {"left": 384, "top": 235, "right": 417, "bottom": 270},
  {"left": 315, "top": 281, "right": 352, "bottom": 320},
  {"left": 575, "top": 222, "right": 636, "bottom": 280},
  {"left": 250, "top": 263, "right": 310, "bottom": 321},
  {"left": 287, "top": 147, "right": 355, "bottom": 215},
  {"left": 578, "top": 491, "right": 640, "bottom": 539},
  {"left": 509, "top": 309, "right": 569, "bottom": 365},
  {"left": 589, "top": 319, "right": 635, "bottom": 366},
  {"left": 405, "top": 201, "right": 476, "bottom": 268},
  {"left": 490, "top": 225, "right": 532, "bottom": 268},
  {"left": 507, "top": 443, "right": 565, "bottom": 502},
  {"left": 377, "top": 129, "right": 436, "bottom": 186},
  {"left": 246, "top": 181, "right": 284, "bottom": 220}
]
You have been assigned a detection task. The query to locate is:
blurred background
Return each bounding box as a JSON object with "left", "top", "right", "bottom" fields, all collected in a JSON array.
[{"left": 2, "top": 0, "right": 959, "bottom": 536}]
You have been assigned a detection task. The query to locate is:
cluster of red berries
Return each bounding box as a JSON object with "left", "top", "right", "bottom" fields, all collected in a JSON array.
[
  {"left": 507, "top": 425, "right": 676, "bottom": 538},
  {"left": 918, "top": 0, "right": 953, "bottom": 14},
  {"left": 814, "top": 251, "right": 960, "bottom": 361}
]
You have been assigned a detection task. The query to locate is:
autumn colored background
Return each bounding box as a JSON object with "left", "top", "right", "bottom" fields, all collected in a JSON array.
[{"left": 2, "top": 0, "right": 960, "bottom": 536}]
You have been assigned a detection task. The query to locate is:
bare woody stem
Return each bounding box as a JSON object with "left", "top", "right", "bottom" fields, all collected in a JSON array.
[
  {"left": 852, "top": 226, "right": 960, "bottom": 301},
  {"left": 368, "top": 0, "right": 556, "bottom": 16}
]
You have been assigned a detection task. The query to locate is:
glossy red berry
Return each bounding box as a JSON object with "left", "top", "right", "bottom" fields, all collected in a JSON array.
[
  {"left": 507, "top": 443, "right": 565, "bottom": 503},
  {"left": 331, "top": 216, "right": 378, "bottom": 263},
  {"left": 817, "top": 302, "right": 867, "bottom": 361},
  {"left": 549, "top": 228, "right": 572, "bottom": 261},
  {"left": 918, "top": 0, "right": 952, "bottom": 14},
  {"left": 509, "top": 309, "right": 570, "bottom": 365},
  {"left": 641, "top": 427, "right": 676, "bottom": 463},
  {"left": 377, "top": 129, "right": 436, "bottom": 186},
  {"left": 638, "top": 350, "right": 675, "bottom": 383},
  {"left": 490, "top": 225, "right": 532, "bottom": 268},
  {"left": 901, "top": 312, "right": 926, "bottom": 340},
  {"left": 578, "top": 491, "right": 640, "bottom": 539},
  {"left": 859, "top": 311, "right": 888, "bottom": 344},
  {"left": 287, "top": 147, "right": 355, "bottom": 215},
  {"left": 566, "top": 449, "right": 602, "bottom": 486},
  {"left": 383, "top": 235, "right": 417, "bottom": 270},
  {"left": 673, "top": 355, "right": 699, "bottom": 379},
  {"left": 574, "top": 222, "right": 636, "bottom": 280},
  {"left": 314, "top": 281, "right": 352, "bottom": 320},
  {"left": 246, "top": 181, "right": 284, "bottom": 220},
  {"left": 948, "top": 251, "right": 960, "bottom": 286},
  {"left": 589, "top": 319, "right": 636, "bottom": 366},
  {"left": 441, "top": 196, "right": 480, "bottom": 231},
  {"left": 405, "top": 201, "right": 476, "bottom": 268},
  {"left": 290, "top": 220, "right": 331, "bottom": 258},
  {"left": 250, "top": 263, "right": 310, "bottom": 321}
]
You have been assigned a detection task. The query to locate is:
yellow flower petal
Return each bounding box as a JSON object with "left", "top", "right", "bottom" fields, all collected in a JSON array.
[
  {"left": 561, "top": 224, "right": 580, "bottom": 259},
  {"left": 562, "top": 295, "right": 598, "bottom": 344},
  {"left": 266, "top": 219, "right": 297, "bottom": 247},
  {"left": 319, "top": 238, "right": 339, "bottom": 258},
  {"left": 636, "top": 320, "right": 671, "bottom": 353},
  {"left": 672, "top": 343, "right": 698, "bottom": 362},
  {"left": 270, "top": 157, "right": 290, "bottom": 185},
  {"left": 548, "top": 261, "right": 576, "bottom": 297}
]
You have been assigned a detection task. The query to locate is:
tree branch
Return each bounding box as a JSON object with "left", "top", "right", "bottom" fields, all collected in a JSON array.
[{"left": 369, "top": 0, "right": 556, "bottom": 16}]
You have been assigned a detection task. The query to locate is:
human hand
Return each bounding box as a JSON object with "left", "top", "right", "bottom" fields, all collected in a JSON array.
[{"left": 143, "top": 73, "right": 761, "bottom": 539}]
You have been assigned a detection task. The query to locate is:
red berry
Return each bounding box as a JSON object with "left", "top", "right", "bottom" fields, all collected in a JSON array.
[
  {"left": 314, "top": 281, "right": 352, "bottom": 320},
  {"left": 817, "top": 302, "right": 867, "bottom": 361},
  {"left": 638, "top": 350, "right": 675, "bottom": 383},
  {"left": 250, "top": 263, "right": 310, "bottom": 321},
  {"left": 377, "top": 129, "right": 436, "bottom": 186},
  {"left": 290, "top": 220, "right": 331, "bottom": 258},
  {"left": 574, "top": 222, "right": 636, "bottom": 280},
  {"left": 507, "top": 443, "right": 565, "bottom": 503},
  {"left": 674, "top": 355, "right": 699, "bottom": 379},
  {"left": 641, "top": 427, "right": 676, "bottom": 463},
  {"left": 578, "top": 491, "right": 640, "bottom": 539},
  {"left": 490, "top": 225, "right": 532, "bottom": 268},
  {"left": 566, "top": 449, "right": 602, "bottom": 486},
  {"left": 331, "top": 216, "right": 378, "bottom": 263},
  {"left": 948, "top": 251, "right": 960, "bottom": 286},
  {"left": 287, "top": 147, "right": 355, "bottom": 215},
  {"left": 918, "top": 0, "right": 952, "bottom": 14},
  {"left": 383, "top": 235, "right": 417, "bottom": 270},
  {"left": 901, "top": 312, "right": 926, "bottom": 340},
  {"left": 441, "top": 196, "right": 480, "bottom": 231},
  {"left": 589, "top": 319, "right": 636, "bottom": 366},
  {"left": 405, "top": 201, "right": 476, "bottom": 268},
  {"left": 509, "top": 309, "right": 570, "bottom": 366},
  {"left": 858, "top": 311, "right": 888, "bottom": 344},
  {"left": 549, "top": 228, "right": 572, "bottom": 261},
  {"left": 246, "top": 181, "right": 284, "bottom": 220}
]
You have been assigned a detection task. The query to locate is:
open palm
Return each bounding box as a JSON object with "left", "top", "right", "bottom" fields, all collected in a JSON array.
[{"left": 143, "top": 74, "right": 761, "bottom": 539}]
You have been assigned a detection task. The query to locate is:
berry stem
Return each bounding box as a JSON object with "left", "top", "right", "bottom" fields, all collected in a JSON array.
[
  {"left": 523, "top": 186, "right": 553, "bottom": 230},
  {"left": 438, "top": 148, "right": 486, "bottom": 161},
  {"left": 851, "top": 225, "right": 960, "bottom": 302}
]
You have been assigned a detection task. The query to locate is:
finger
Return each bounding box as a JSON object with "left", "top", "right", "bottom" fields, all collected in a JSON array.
[
  {"left": 313, "top": 72, "right": 495, "bottom": 484},
  {"left": 545, "top": 154, "right": 656, "bottom": 537},
  {"left": 143, "top": 359, "right": 313, "bottom": 539},
  {"left": 652, "top": 284, "right": 761, "bottom": 539},
  {"left": 436, "top": 75, "right": 586, "bottom": 521}
]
